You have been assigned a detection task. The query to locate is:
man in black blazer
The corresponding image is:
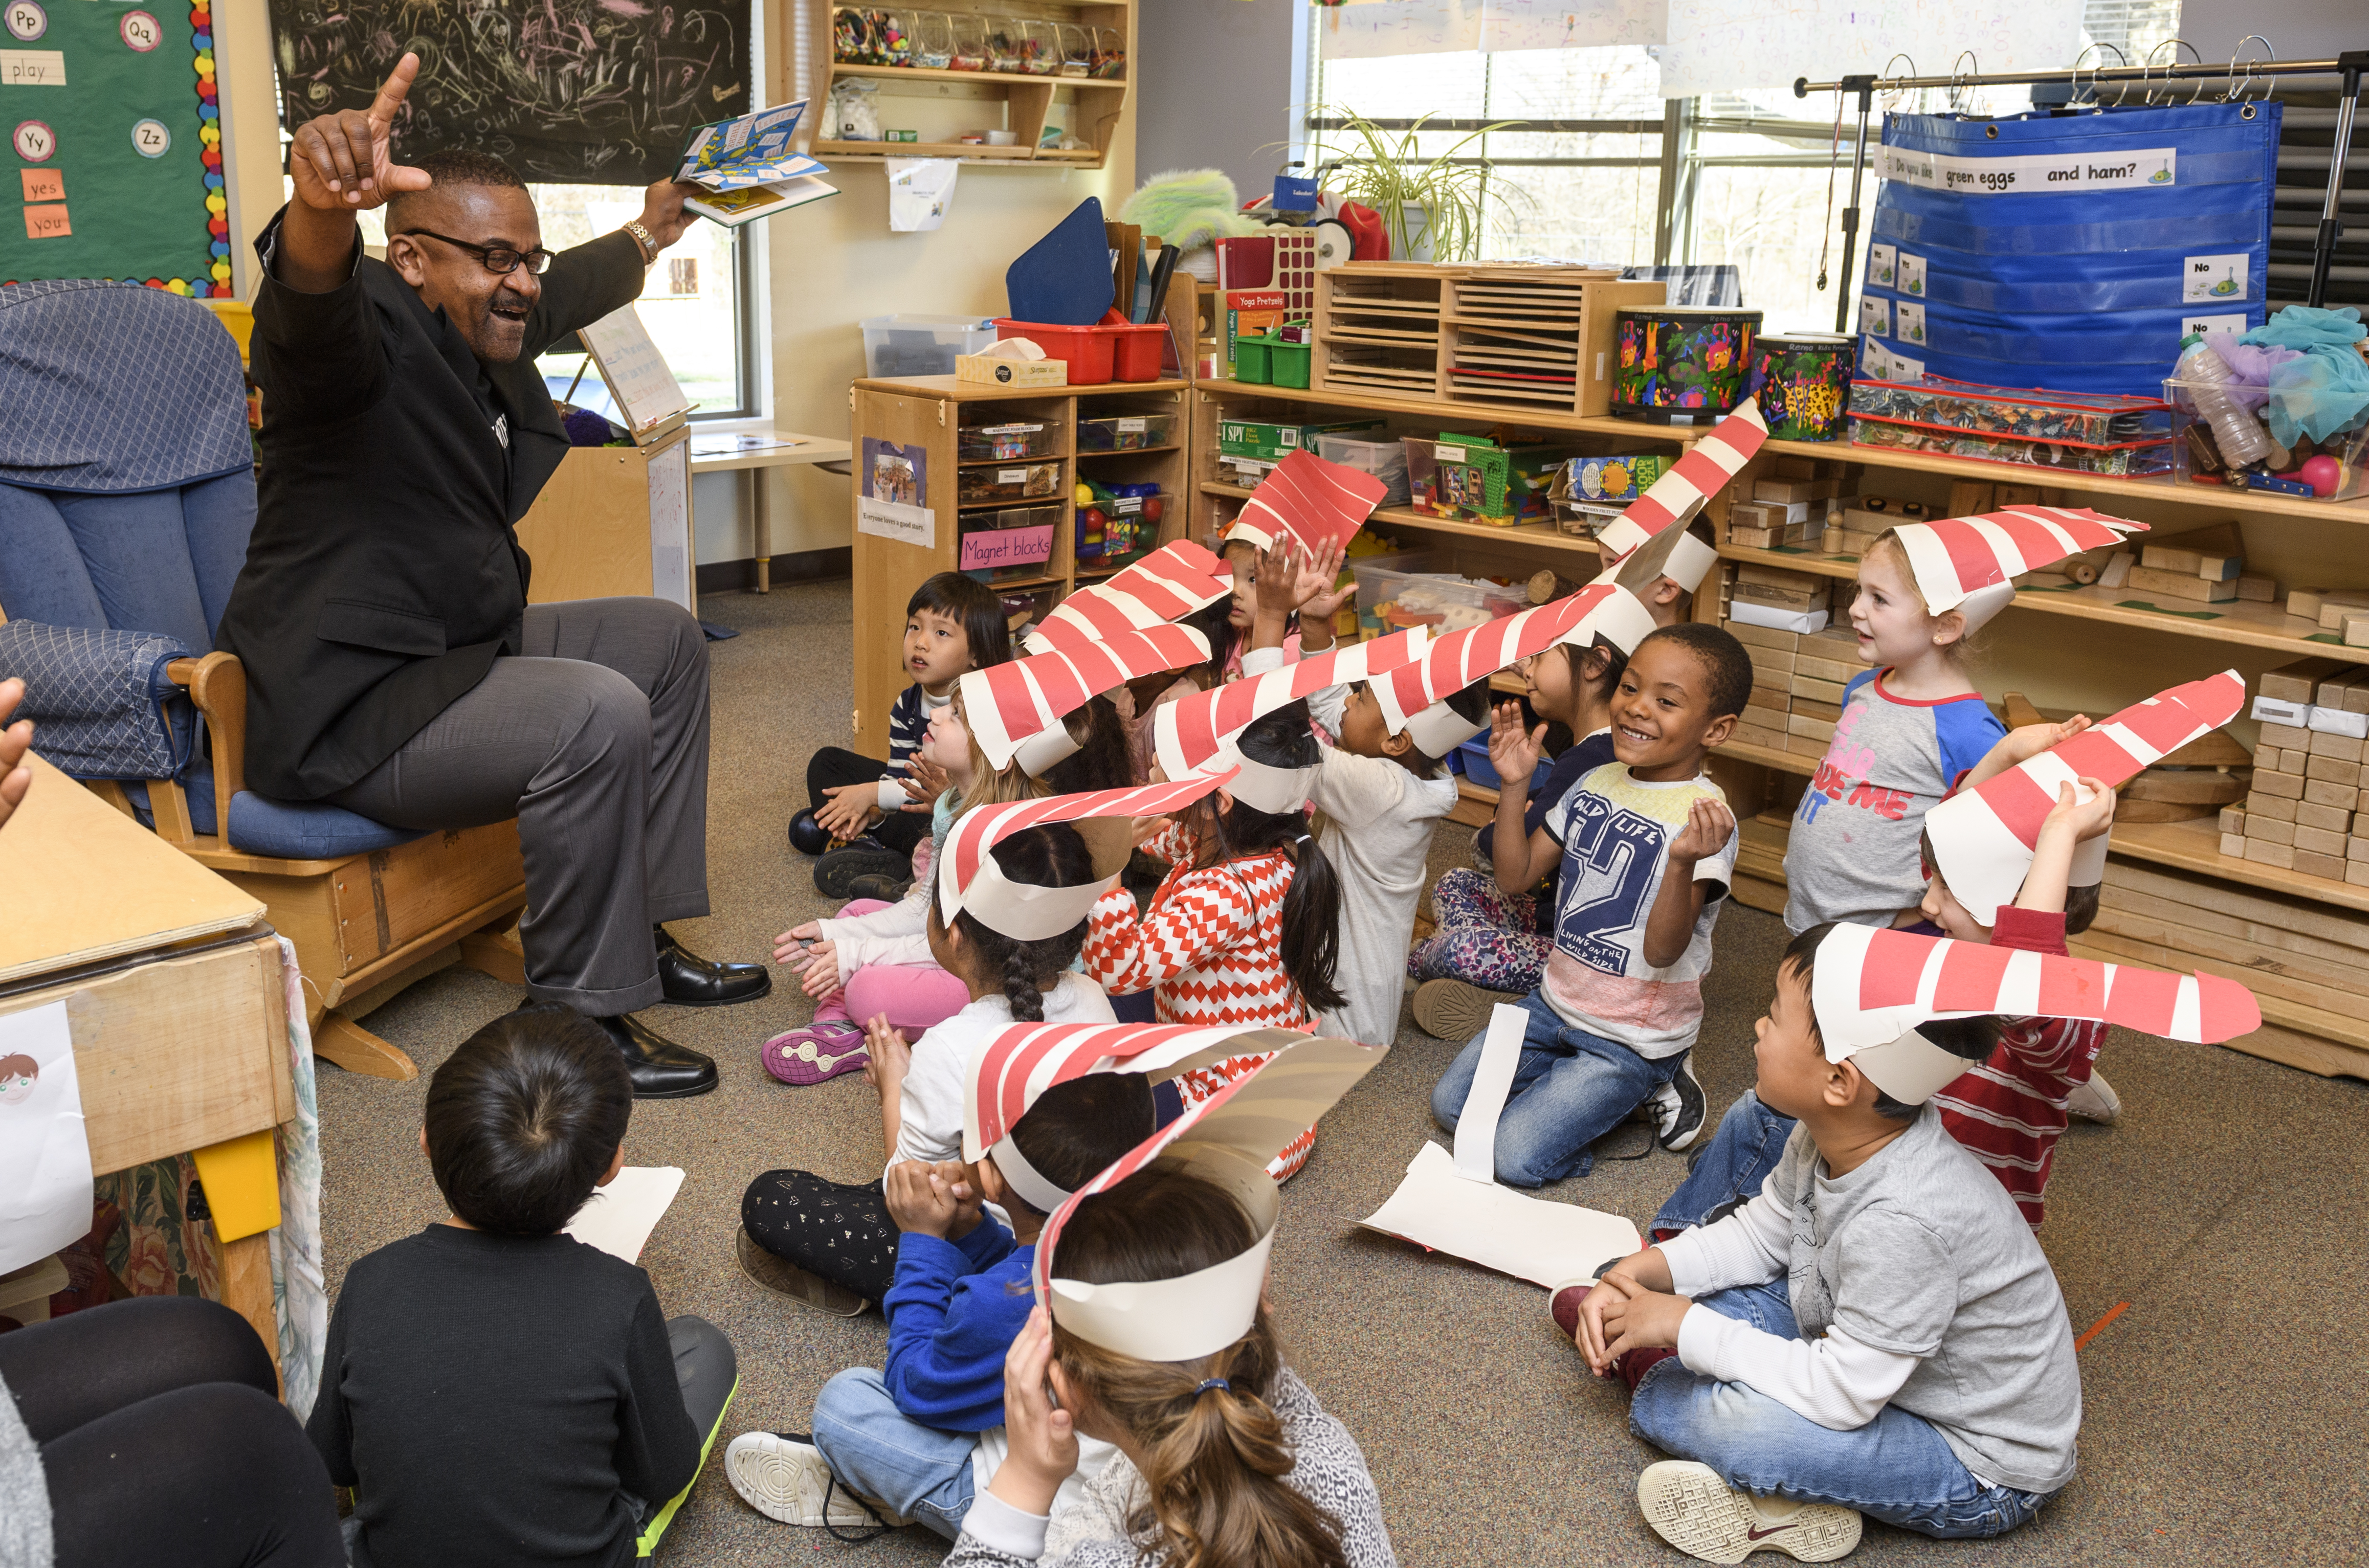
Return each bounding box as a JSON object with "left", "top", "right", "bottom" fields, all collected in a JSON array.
[{"left": 217, "top": 54, "right": 762, "bottom": 1096}]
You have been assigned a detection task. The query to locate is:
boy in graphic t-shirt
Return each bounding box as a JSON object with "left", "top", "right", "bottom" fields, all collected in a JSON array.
[
  {"left": 1784, "top": 531, "right": 2006, "bottom": 933},
  {"left": 1431, "top": 623, "right": 1754, "bottom": 1187}
]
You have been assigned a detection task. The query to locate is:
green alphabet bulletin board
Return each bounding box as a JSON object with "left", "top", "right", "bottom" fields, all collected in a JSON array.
[{"left": 1, "top": 0, "right": 228, "bottom": 295}]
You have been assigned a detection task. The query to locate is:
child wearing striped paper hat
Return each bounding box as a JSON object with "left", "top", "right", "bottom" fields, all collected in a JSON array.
[{"left": 1568, "top": 921, "right": 2256, "bottom": 1562}]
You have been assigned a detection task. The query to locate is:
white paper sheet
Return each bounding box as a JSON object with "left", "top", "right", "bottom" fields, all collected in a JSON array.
[
  {"left": 1359, "top": 1142, "right": 1641, "bottom": 1290},
  {"left": 563, "top": 1166, "right": 685, "bottom": 1263},
  {"left": 0, "top": 1002, "right": 93, "bottom": 1275},
  {"left": 1452, "top": 1004, "right": 1530, "bottom": 1183},
  {"left": 887, "top": 158, "right": 959, "bottom": 233},
  {"left": 857, "top": 497, "right": 936, "bottom": 548}
]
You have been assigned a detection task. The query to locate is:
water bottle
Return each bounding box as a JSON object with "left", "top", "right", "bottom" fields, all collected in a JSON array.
[{"left": 2174, "top": 335, "right": 2278, "bottom": 469}]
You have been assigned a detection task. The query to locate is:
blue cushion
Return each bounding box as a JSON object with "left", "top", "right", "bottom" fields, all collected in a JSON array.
[
  {"left": 53, "top": 488, "right": 216, "bottom": 652},
  {"left": 0, "top": 483, "right": 106, "bottom": 628},
  {"left": 227, "top": 791, "right": 423, "bottom": 860}
]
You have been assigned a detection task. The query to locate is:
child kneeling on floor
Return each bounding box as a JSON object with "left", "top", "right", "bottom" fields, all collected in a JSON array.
[
  {"left": 1431, "top": 623, "right": 1751, "bottom": 1180},
  {"left": 311, "top": 1005, "right": 737, "bottom": 1568},
  {"left": 725, "top": 1072, "right": 1157, "bottom": 1537},
  {"left": 1572, "top": 923, "right": 2079, "bottom": 1562}
]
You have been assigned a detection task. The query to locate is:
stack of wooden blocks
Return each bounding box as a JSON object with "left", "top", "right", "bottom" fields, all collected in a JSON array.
[
  {"left": 2286, "top": 588, "right": 2369, "bottom": 648},
  {"left": 1729, "top": 618, "right": 1866, "bottom": 758},
  {"left": 1730, "top": 456, "right": 1856, "bottom": 548},
  {"left": 2226, "top": 658, "right": 2369, "bottom": 885},
  {"left": 2125, "top": 522, "right": 2277, "bottom": 607}
]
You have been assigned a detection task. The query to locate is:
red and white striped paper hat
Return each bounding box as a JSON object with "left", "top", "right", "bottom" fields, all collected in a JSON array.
[
  {"left": 1373, "top": 585, "right": 1657, "bottom": 755},
  {"left": 1588, "top": 399, "right": 1767, "bottom": 597},
  {"left": 1810, "top": 921, "right": 2260, "bottom": 1105},
  {"left": 1022, "top": 542, "right": 1235, "bottom": 657},
  {"left": 1887, "top": 508, "right": 2149, "bottom": 632},
  {"left": 1222, "top": 449, "right": 1389, "bottom": 556},
  {"left": 963, "top": 1021, "right": 1312, "bottom": 1211},
  {"left": 1035, "top": 1034, "right": 1385, "bottom": 1361},
  {"left": 938, "top": 773, "right": 1234, "bottom": 941},
  {"left": 959, "top": 623, "right": 1212, "bottom": 774},
  {"left": 1924, "top": 671, "right": 2246, "bottom": 924},
  {"left": 1152, "top": 626, "right": 1432, "bottom": 810}
]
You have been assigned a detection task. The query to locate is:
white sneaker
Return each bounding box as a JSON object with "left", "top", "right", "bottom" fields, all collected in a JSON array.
[
  {"left": 1636, "top": 1461, "right": 1862, "bottom": 1563},
  {"left": 2065, "top": 1069, "right": 2121, "bottom": 1124},
  {"left": 724, "top": 1431, "right": 908, "bottom": 1528}
]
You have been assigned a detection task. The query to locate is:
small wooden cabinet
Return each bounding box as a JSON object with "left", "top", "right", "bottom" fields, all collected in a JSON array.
[
  {"left": 849, "top": 372, "right": 1190, "bottom": 746},
  {"left": 512, "top": 427, "right": 696, "bottom": 611}
]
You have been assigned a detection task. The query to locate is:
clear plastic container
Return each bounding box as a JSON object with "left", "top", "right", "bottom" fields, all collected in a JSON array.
[
  {"left": 1057, "top": 23, "right": 1092, "bottom": 76},
  {"left": 1077, "top": 412, "right": 1176, "bottom": 451},
  {"left": 984, "top": 20, "right": 1023, "bottom": 71},
  {"left": 957, "top": 420, "right": 1055, "bottom": 461},
  {"left": 1089, "top": 25, "right": 1126, "bottom": 78},
  {"left": 2164, "top": 376, "right": 2369, "bottom": 501},
  {"left": 1314, "top": 433, "right": 1410, "bottom": 505},
  {"left": 859, "top": 313, "right": 996, "bottom": 378},
  {"left": 909, "top": 10, "right": 954, "bottom": 69},
  {"left": 831, "top": 5, "right": 868, "bottom": 62},
  {"left": 948, "top": 12, "right": 989, "bottom": 69},
  {"left": 1353, "top": 554, "right": 1523, "bottom": 636},
  {"left": 1019, "top": 19, "right": 1060, "bottom": 74},
  {"left": 959, "top": 461, "right": 1064, "bottom": 505}
]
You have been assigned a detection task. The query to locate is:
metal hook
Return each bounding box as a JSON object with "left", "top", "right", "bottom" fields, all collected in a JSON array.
[
  {"left": 1947, "top": 51, "right": 1979, "bottom": 115},
  {"left": 2113, "top": 51, "right": 2143, "bottom": 109},
  {"left": 2225, "top": 35, "right": 2274, "bottom": 103},
  {"left": 2142, "top": 39, "right": 2203, "bottom": 105},
  {"left": 1878, "top": 52, "right": 1919, "bottom": 112},
  {"left": 2071, "top": 43, "right": 2124, "bottom": 112}
]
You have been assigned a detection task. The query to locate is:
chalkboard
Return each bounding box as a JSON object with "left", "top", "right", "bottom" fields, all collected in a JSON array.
[
  {"left": 0, "top": 0, "right": 229, "bottom": 295},
  {"left": 268, "top": 0, "right": 750, "bottom": 186}
]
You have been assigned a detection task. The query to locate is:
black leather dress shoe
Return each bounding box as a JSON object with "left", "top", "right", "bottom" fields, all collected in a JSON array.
[
  {"left": 654, "top": 925, "right": 771, "bottom": 1006},
  {"left": 591, "top": 1010, "right": 721, "bottom": 1099},
  {"left": 787, "top": 808, "right": 833, "bottom": 857}
]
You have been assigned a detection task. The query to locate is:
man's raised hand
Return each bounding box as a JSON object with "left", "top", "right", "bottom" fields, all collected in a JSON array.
[{"left": 290, "top": 53, "right": 432, "bottom": 213}]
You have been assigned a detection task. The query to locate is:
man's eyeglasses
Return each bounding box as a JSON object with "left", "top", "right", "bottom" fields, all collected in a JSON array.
[{"left": 397, "top": 229, "right": 556, "bottom": 276}]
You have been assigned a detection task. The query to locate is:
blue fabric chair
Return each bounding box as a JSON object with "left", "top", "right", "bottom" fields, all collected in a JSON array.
[{"left": 0, "top": 280, "right": 526, "bottom": 1079}]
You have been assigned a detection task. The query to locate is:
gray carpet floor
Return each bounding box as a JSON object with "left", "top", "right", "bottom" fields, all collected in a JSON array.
[{"left": 318, "top": 581, "right": 2369, "bottom": 1565}]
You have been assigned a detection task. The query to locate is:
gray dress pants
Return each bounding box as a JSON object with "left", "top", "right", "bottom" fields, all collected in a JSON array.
[{"left": 327, "top": 596, "right": 711, "bottom": 1015}]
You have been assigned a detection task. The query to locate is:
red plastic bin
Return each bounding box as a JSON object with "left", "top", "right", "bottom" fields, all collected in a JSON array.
[{"left": 995, "top": 310, "right": 1169, "bottom": 385}]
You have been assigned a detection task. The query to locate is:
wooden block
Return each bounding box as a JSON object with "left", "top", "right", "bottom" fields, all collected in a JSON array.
[
  {"left": 2126, "top": 565, "right": 2237, "bottom": 602},
  {"left": 2237, "top": 575, "right": 2277, "bottom": 602},
  {"left": 1742, "top": 704, "right": 1791, "bottom": 733},
  {"left": 1827, "top": 526, "right": 1883, "bottom": 557},
  {"left": 2295, "top": 823, "right": 2349, "bottom": 857},
  {"left": 2218, "top": 804, "right": 2246, "bottom": 834},
  {"left": 2279, "top": 748, "right": 2311, "bottom": 775},
  {"left": 2307, "top": 778, "right": 2359, "bottom": 810},
  {"left": 2098, "top": 551, "right": 2135, "bottom": 588},
  {"left": 1736, "top": 563, "right": 1827, "bottom": 592},
  {"left": 2343, "top": 684, "right": 2369, "bottom": 715},
  {"left": 1746, "top": 646, "right": 1797, "bottom": 677},
  {"left": 1789, "top": 674, "right": 1847, "bottom": 704},
  {"left": 2260, "top": 658, "right": 2346, "bottom": 703},
  {"left": 2198, "top": 553, "right": 2243, "bottom": 581},
  {"left": 2124, "top": 768, "right": 2248, "bottom": 805},
  {"left": 2287, "top": 587, "right": 2329, "bottom": 621},
  {"left": 1730, "top": 525, "right": 1775, "bottom": 549},
  {"left": 2222, "top": 831, "right": 2249, "bottom": 857},
  {"left": 2246, "top": 790, "right": 2298, "bottom": 821},
  {"left": 2308, "top": 755, "right": 2363, "bottom": 787},
  {"left": 1792, "top": 698, "right": 1843, "bottom": 724},
  {"left": 1784, "top": 731, "right": 1831, "bottom": 757},
  {"left": 1724, "top": 621, "right": 1800, "bottom": 652},
  {"left": 2349, "top": 860, "right": 2369, "bottom": 887},
  {"left": 2145, "top": 519, "right": 2244, "bottom": 562},
  {"left": 1754, "top": 478, "right": 1818, "bottom": 504},
  {"left": 1729, "top": 722, "right": 1787, "bottom": 751},
  {"left": 2343, "top": 613, "right": 2369, "bottom": 649},
  {"left": 2244, "top": 838, "right": 2297, "bottom": 869},
  {"left": 1773, "top": 456, "right": 1818, "bottom": 480},
  {"left": 2250, "top": 817, "right": 2297, "bottom": 846},
  {"left": 1945, "top": 479, "right": 1994, "bottom": 518},
  {"left": 2255, "top": 770, "right": 2305, "bottom": 800},
  {"left": 2350, "top": 835, "right": 2369, "bottom": 862},
  {"left": 2297, "top": 800, "right": 2354, "bottom": 833},
  {"left": 2259, "top": 720, "right": 2311, "bottom": 750},
  {"left": 2315, "top": 670, "right": 2360, "bottom": 707},
  {"left": 2296, "top": 850, "right": 2349, "bottom": 881},
  {"left": 2317, "top": 591, "right": 2369, "bottom": 631},
  {"left": 2310, "top": 729, "right": 2366, "bottom": 762},
  {"left": 2140, "top": 543, "right": 2210, "bottom": 574},
  {"left": 1734, "top": 583, "right": 1823, "bottom": 611},
  {"left": 1787, "top": 713, "right": 1838, "bottom": 742},
  {"left": 1795, "top": 654, "right": 1858, "bottom": 684}
]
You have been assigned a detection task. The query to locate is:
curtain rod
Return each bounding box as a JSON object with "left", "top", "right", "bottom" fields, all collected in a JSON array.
[{"left": 1795, "top": 54, "right": 2362, "bottom": 97}]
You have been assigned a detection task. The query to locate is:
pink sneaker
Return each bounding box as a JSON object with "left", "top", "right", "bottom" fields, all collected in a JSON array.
[{"left": 760, "top": 1021, "right": 868, "bottom": 1086}]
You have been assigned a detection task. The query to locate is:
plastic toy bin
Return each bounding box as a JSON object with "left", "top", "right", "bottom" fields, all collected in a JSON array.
[
  {"left": 1078, "top": 413, "right": 1177, "bottom": 450},
  {"left": 862, "top": 314, "right": 997, "bottom": 378},
  {"left": 957, "top": 421, "right": 1057, "bottom": 461},
  {"left": 1314, "top": 433, "right": 1411, "bottom": 505},
  {"left": 997, "top": 317, "right": 1168, "bottom": 385}
]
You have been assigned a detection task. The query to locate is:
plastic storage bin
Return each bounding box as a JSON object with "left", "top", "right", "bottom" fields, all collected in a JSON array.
[
  {"left": 1455, "top": 738, "right": 1501, "bottom": 788},
  {"left": 1351, "top": 553, "right": 1526, "bottom": 637},
  {"left": 1268, "top": 335, "right": 1312, "bottom": 389},
  {"left": 2162, "top": 376, "right": 2369, "bottom": 501},
  {"left": 960, "top": 505, "right": 1059, "bottom": 577},
  {"left": 996, "top": 318, "right": 1165, "bottom": 385},
  {"left": 958, "top": 420, "right": 1057, "bottom": 461},
  {"left": 1314, "top": 433, "right": 1410, "bottom": 505},
  {"left": 1848, "top": 373, "right": 2174, "bottom": 476},
  {"left": 1234, "top": 334, "right": 1275, "bottom": 385},
  {"left": 862, "top": 314, "right": 996, "bottom": 378},
  {"left": 958, "top": 462, "right": 1063, "bottom": 505},
  {"left": 1078, "top": 413, "right": 1176, "bottom": 450}
]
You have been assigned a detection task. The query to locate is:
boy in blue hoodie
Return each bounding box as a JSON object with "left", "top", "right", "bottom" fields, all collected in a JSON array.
[{"left": 723, "top": 1071, "right": 1156, "bottom": 1537}]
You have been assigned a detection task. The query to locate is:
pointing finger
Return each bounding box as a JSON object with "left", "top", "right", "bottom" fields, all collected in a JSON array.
[{"left": 370, "top": 51, "right": 420, "bottom": 126}]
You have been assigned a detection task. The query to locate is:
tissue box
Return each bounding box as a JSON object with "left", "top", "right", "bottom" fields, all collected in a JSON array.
[{"left": 957, "top": 353, "right": 1069, "bottom": 387}]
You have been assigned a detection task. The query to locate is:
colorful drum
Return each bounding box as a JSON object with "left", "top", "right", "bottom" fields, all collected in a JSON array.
[
  {"left": 1611, "top": 307, "right": 1762, "bottom": 421},
  {"left": 1748, "top": 332, "right": 1855, "bottom": 442}
]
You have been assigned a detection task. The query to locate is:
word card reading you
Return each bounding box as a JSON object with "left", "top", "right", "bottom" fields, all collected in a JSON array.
[
  {"left": 23, "top": 204, "right": 68, "bottom": 239},
  {"left": 0, "top": 48, "right": 63, "bottom": 85}
]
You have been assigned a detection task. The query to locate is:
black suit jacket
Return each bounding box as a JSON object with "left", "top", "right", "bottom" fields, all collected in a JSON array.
[{"left": 216, "top": 206, "right": 645, "bottom": 801}]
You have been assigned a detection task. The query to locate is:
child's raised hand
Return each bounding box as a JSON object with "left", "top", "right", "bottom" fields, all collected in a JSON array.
[
  {"left": 1252, "top": 539, "right": 1302, "bottom": 621},
  {"left": 814, "top": 784, "right": 879, "bottom": 840},
  {"left": 798, "top": 939, "right": 844, "bottom": 1000},
  {"left": 2043, "top": 776, "right": 2117, "bottom": 843},
  {"left": 1670, "top": 797, "right": 1736, "bottom": 866},
  {"left": 1294, "top": 540, "right": 1354, "bottom": 618},
  {"left": 1487, "top": 702, "right": 1546, "bottom": 789}
]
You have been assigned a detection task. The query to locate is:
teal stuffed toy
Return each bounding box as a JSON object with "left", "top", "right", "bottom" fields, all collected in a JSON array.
[{"left": 1118, "top": 168, "right": 1265, "bottom": 261}]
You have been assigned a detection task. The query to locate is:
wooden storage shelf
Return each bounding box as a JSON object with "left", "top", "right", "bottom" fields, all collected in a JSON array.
[
  {"left": 1202, "top": 377, "right": 1689, "bottom": 440},
  {"left": 1077, "top": 444, "right": 1181, "bottom": 456},
  {"left": 1199, "top": 480, "right": 1606, "bottom": 557},
  {"left": 811, "top": 0, "right": 1133, "bottom": 169}
]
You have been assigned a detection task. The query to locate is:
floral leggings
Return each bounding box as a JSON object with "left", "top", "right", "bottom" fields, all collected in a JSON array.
[{"left": 1407, "top": 867, "right": 1554, "bottom": 996}]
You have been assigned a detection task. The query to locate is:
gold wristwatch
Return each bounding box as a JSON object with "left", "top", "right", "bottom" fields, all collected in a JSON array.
[{"left": 623, "top": 218, "right": 659, "bottom": 264}]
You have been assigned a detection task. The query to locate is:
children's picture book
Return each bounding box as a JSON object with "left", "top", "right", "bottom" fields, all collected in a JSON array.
[{"left": 676, "top": 100, "right": 837, "bottom": 228}]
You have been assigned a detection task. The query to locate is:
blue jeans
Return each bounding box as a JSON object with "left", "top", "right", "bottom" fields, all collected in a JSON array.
[
  {"left": 810, "top": 1368, "right": 977, "bottom": 1540},
  {"left": 1651, "top": 1088, "right": 1797, "bottom": 1234},
  {"left": 1430, "top": 989, "right": 1682, "bottom": 1185},
  {"left": 1629, "top": 1276, "right": 2056, "bottom": 1539}
]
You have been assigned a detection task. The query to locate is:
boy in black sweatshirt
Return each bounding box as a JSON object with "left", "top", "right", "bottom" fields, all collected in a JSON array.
[{"left": 308, "top": 1005, "right": 737, "bottom": 1567}]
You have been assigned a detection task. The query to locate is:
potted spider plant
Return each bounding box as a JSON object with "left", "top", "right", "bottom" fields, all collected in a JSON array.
[{"left": 1303, "top": 110, "right": 1513, "bottom": 262}]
